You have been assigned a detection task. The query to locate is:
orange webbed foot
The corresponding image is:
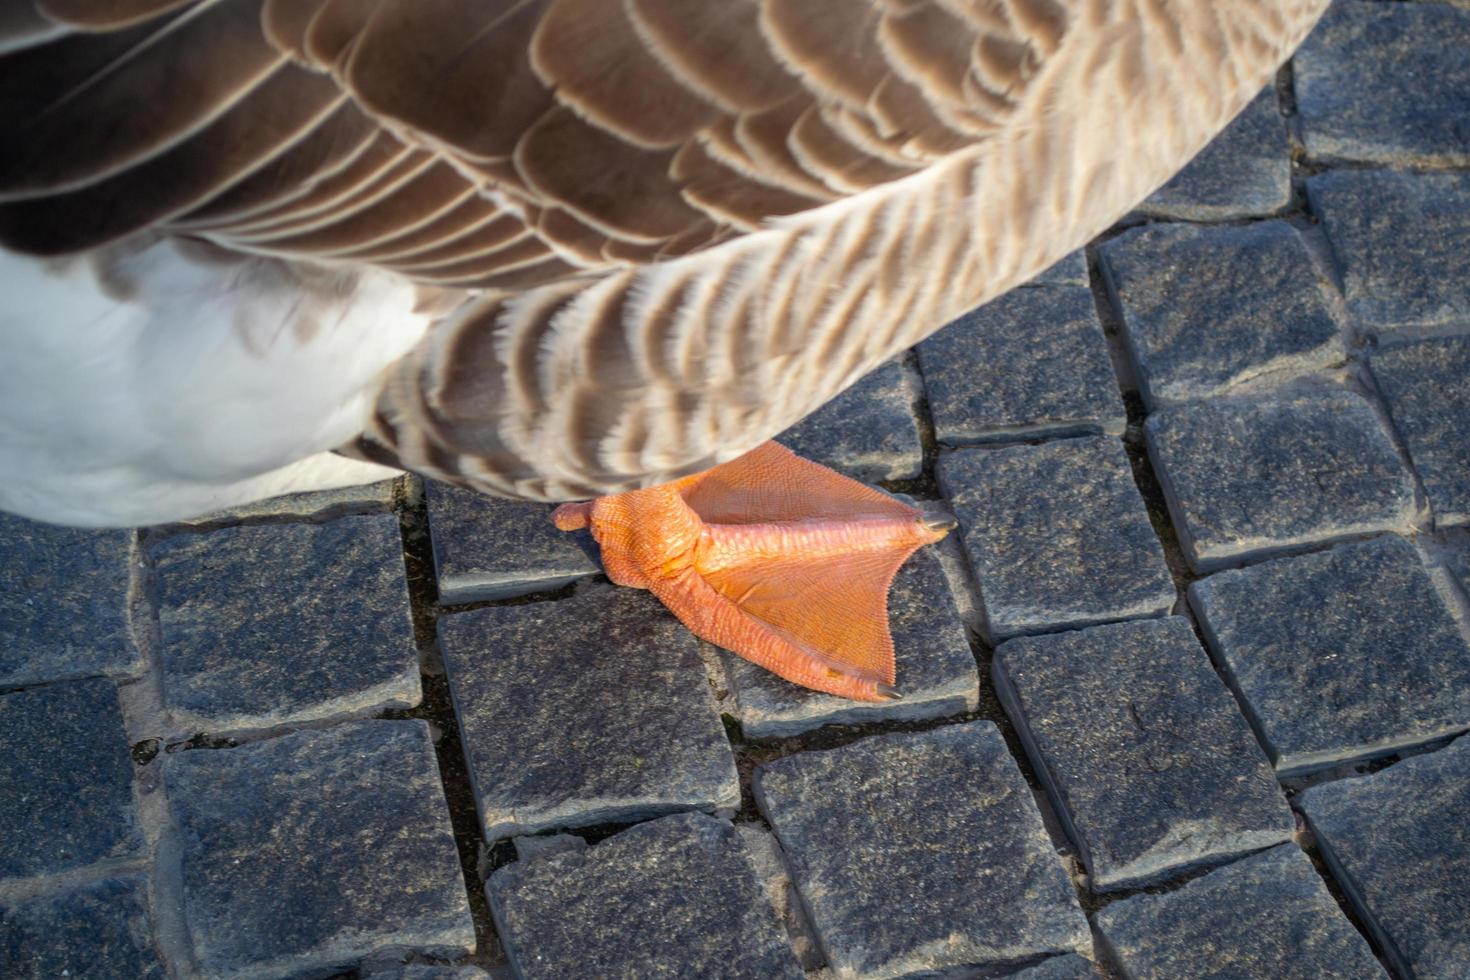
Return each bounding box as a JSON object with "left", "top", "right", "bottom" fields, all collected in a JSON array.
[{"left": 551, "top": 442, "right": 953, "bottom": 701}]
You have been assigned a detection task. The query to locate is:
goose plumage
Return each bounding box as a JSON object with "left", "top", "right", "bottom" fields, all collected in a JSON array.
[
  {"left": 0, "top": 0, "right": 1331, "bottom": 698},
  {"left": 0, "top": 0, "right": 1328, "bottom": 523}
]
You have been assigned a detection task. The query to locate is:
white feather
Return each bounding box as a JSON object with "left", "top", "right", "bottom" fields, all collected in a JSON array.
[{"left": 0, "top": 241, "right": 433, "bottom": 526}]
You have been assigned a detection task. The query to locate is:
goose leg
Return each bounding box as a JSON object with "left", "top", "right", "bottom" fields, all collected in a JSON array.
[{"left": 552, "top": 441, "right": 952, "bottom": 701}]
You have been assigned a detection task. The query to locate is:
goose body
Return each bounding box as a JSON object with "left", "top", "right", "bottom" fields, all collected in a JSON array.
[
  {"left": 0, "top": 0, "right": 1329, "bottom": 525},
  {"left": 1, "top": 0, "right": 1332, "bottom": 696}
]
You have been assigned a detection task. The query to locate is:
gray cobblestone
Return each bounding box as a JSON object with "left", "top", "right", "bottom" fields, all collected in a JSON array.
[
  {"left": 163, "top": 720, "right": 474, "bottom": 978},
  {"left": 918, "top": 287, "right": 1125, "bottom": 445},
  {"left": 0, "top": 515, "right": 138, "bottom": 688},
  {"left": 167, "top": 479, "right": 399, "bottom": 531},
  {"left": 734, "top": 824, "right": 825, "bottom": 971},
  {"left": 1145, "top": 384, "right": 1418, "bottom": 572},
  {"left": 776, "top": 359, "right": 924, "bottom": 483},
  {"left": 1295, "top": 0, "right": 1470, "bottom": 167},
  {"left": 1370, "top": 335, "right": 1470, "bottom": 527},
  {"left": 1448, "top": 530, "right": 1470, "bottom": 593},
  {"left": 438, "top": 583, "right": 739, "bottom": 841},
  {"left": 1009, "top": 954, "right": 1100, "bottom": 980},
  {"left": 722, "top": 548, "right": 978, "bottom": 738},
  {"left": 754, "top": 722, "right": 1091, "bottom": 978},
  {"left": 426, "top": 481, "right": 598, "bottom": 604},
  {"left": 1298, "top": 736, "right": 1470, "bottom": 980},
  {"left": 1189, "top": 535, "right": 1470, "bottom": 775},
  {"left": 1095, "top": 843, "right": 1387, "bottom": 979},
  {"left": 994, "top": 618, "right": 1293, "bottom": 891},
  {"left": 1137, "top": 86, "right": 1291, "bottom": 220},
  {"left": 1098, "top": 221, "right": 1343, "bottom": 409},
  {"left": 0, "top": 678, "right": 140, "bottom": 883},
  {"left": 1307, "top": 169, "right": 1470, "bottom": 333},
  {"left": 487, "top": 812, "right": 803, "bottom": 980},
  {"left": 149, "top": 516, "right": 420, "bottom": 733},
  {"left": 0, "top": 876, "right": 165, "bottom": 979},
  {"left": 361, "top": 964, "right": 494, "bottom": 980},
  {"left": 1029, "top": 250, "right": 1089, "bottom": 288},
  {"left": 938, "top": 437, "right": 1175, "bottom": 643}
]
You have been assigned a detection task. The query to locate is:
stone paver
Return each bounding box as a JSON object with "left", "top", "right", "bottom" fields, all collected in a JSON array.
[
  {"left": 0, "top": 876, "right": 165, "bottom": 979},
  {"left": 163, "top": 720, "right": 474, "bottom": 978},
  {"left": 1138, "top": 86, "right": 1291, "bottom": 220},
  {"left": 149, "top": 516, "right": 419, "bottom": 732},
  {"left": 938, "top": 437, "right": 1175, "bottom": 643},
  {"left": 1307, "top": 170, "right": 1470, "bottom": 333},
  {"left": 168, "top": 478, "right": 399, "bottom": 530},
  {"left": 1295, "top": 0, "right": 1470, "bottom": 168},
  {"left": 734, "top": 824, "right": 824, "bottom": 971},
  {"left": 426, "top": 481, "right": 599, "bottom": 603},
  {"left": 0, "top": 514, "right": 138, "bottom": 688},
  {"left": 919, "top": 287, "right": 1125, "bottom": 445},
  {"left": 0, "top": 679, "right": 139, "bottom": 883},
  {"left": 1098, "top": 221, "right": 1342, "bottom": 409},
  {"left": 754, "top": 722, "right": 1091, "bottom": 978},
  {"left": 1189, "top": 535, "right": 1470, "bottom": 776},
  {"left": 1095, "top": 843, "right": 1386, "bottom": 979},
  {"left": 1029, "top": 250, "right": 1089, "bottom": 288},
  {"left": 777, "top": 358, "right": 923, "bottom": 483},
  {"left": 994, "top": 618, "right": 1293, "bottom": 891},
  {"left": 723, "top": 547, "right": 978, "bottom": 738},
  {"left": 1299, "top": 736, "right": 1470, "bottom": 980},
  {"left": 438, "top": 583, "right": 739, "bottom": 841},
  {"left": 1146, "top": 384, "right": 1418, "bottom": 571},
  {"left": 361, "top": 965, "right": 494, "bottom": 980},
  {"left": 1371, "top": 335, "right": 1470, "bottom": 527},
  {"left": 1448, "top": 531, "right": 1470, "bottom": 594},
  {"left": 1009, "top": 954, "right": 1099, "bottom": 980},
  {"left": 488, "top": 812, "right": 803, "bottom": 980}
]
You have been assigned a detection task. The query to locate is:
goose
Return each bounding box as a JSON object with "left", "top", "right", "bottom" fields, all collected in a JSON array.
[{"left": 0, "top": 0, "right": 1329, "bottom": 700}]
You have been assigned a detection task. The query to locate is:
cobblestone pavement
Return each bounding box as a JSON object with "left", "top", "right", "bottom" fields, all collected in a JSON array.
[{"left": 4, "top": 3, "right": 1469, "bottom": 978}]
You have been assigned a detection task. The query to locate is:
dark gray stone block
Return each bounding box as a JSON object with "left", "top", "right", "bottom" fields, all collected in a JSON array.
[
  {"left": 488, "top": 811, "right": 799, "bottom": 980},
  {"left": 0, "top": 514, "right": 139, "bottom": 688},
  {"left": 1026, "top": 250, "right": 1089, "bottom": 288},
  {"left": 1098, "top": 221, "right": 1342, "bottom": 409},
  {"left": 1295, "top": 0, "right": 1470, "bottom": 167},
  {"left": 918, "top": 287, "right": 1125, "bottom": 445},
  {"left": 1189, "top": 535, "right": 1470, "bottom": 776},
  {"left": 734, "top": 824, "right": 824, "bottom": 971},
  {"left": 438, "top": 584, "right": 739, "bottom": 841},
  {"left": 1299, "top": 736, "right": 1470, "bottom": 980},
  {"left": 150, "top": 516, "right": 419, "bottom": 732},
  {"left": 938, "top": 438, "right": 1174, "bottom": 642},
  {"left": 1095, "top": 844, "right": 1386, "bottom": 979},
  {"left": 361, "top": 965, "right": 494, "bottom": 980},
  {"left": 488, "top": 812, "right": 803, "bottom": 980},
  {"left": 994, "top": 618, "right": 1293, "bottom": 891},
  {"left": 754, "top": 722, "right": 1091, "bottom": 977},
  {"left": 1448, "top": 531, "right": 1470, "bottom": 593},
  {"left": 1145, "top": 384, "right": 1418, "bottom": 571},
  {"left": 0, "top": 876, "right": 165, "bottom": 979},
  {"left": 164, "top": 720, "right": 474, "bottom": 977},
  {"left": 1138, "top": 86, "right": 1290, "bottom": 220},
  {"left": 0, "top": 679, "right": 139, "bottom": 882},
  {"left": 1371, "top": 336, "right": 1470, "bottom": 527},
  {"left": 1307, "top": 170, "right": 1470, "bottom": 333},
  {"left": 723, "top": 548, "right": 979, "bottom": 738},
  {"left": 1009, "top": 954, "right": 1099, "bottom": 980},
  {"left": 167, "top": 478, "right": 399, "bottom": 530},
  {"left": 777, "top": 358, "right": 924, "bottom": 483},
  {"left": 425, "top": 481, "right": 598, "bottom": 603}
]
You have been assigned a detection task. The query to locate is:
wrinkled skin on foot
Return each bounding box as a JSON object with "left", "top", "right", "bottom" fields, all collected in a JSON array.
[{"left": 553, "top": 442, "right": 952, "bottom": 701}]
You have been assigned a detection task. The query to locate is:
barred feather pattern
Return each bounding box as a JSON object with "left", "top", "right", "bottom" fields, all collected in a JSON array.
[{"left": 0, "top": 0, "right": 1330, "bottom": 503}]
